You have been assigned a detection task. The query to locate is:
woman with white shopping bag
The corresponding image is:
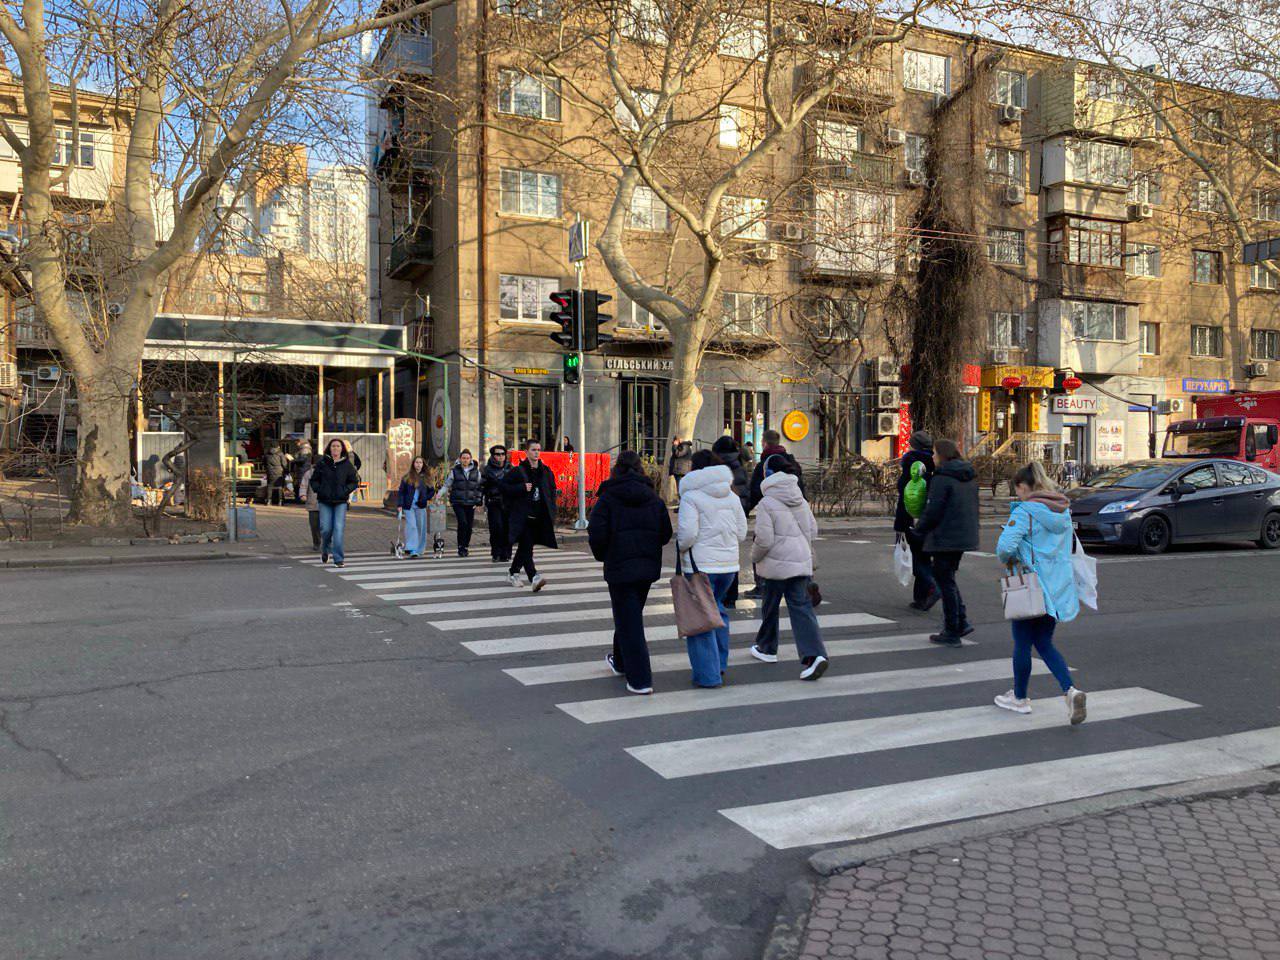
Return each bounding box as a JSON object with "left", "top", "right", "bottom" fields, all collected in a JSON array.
[{"left": 994, "top": 462, "right": 1088, "bottom": 724}]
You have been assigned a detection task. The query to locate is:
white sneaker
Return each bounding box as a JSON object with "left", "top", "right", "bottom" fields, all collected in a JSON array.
[
  {"left": 531, "top": 573, "right": 546, "bottom": 592},
  {"left": 800, "top": 655, "right": 829, "bottom": 681},
  {"left": 1066, "top": 687, "right": 1087, "bottom": 725},
  {"left": 626, "top": 683, "right": 653, "bottom": 695},
  {"left": 507, "top": 573, "right": 523, "bottom": 587},
  {"left": 994, "top": 690, "right": 1032, "bottom": 714},
  {"left": 750, "top": 645, "right": 778, "bottom": 663}
]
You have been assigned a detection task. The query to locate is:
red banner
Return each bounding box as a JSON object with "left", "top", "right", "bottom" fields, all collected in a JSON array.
[{"left": 509, "top": 451, "right": 612, "bottom": 510}]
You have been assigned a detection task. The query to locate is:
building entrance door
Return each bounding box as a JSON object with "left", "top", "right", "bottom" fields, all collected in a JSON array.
[
  {"left": 620, "top": 378, "right": 668, "bottom": 460},
  {"left": 724, "top": 390, "right": 770, "bottom": 447},
  {"left": 504, "top": 385, "right": 560, "bottom": 450}
]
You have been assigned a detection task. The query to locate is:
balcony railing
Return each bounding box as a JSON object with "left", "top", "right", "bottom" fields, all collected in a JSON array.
[
  {"left": 801, "top": 62, "right": 896, "bottom": 107},
  {"left": 373, "top": 31, "right": 434, "bottom": 78},
  {"left": 388, "top": 230, "right": 434, "bottom": 280},
  {"left": 814, "top": 151, "right": 896, "bottom": 188}
]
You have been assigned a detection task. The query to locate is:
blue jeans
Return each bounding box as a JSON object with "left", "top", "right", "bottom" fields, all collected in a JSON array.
[
  {"left": 1012, "top": 614, "right": 1074, "bottom": 699},
  {"left": 403, "top": 505, "right": 427, "bottom": 556},
  {"left": 685, "top": 571, "right": 735, "bottom": 687},
  {"left": 318, "top": 502, "right": 348, "bottom": 564},
  {"left": 754, "top": 576, "right": 827, "bottom": 659}
]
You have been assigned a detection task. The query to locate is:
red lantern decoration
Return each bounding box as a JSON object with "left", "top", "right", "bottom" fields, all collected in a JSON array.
[
  {"left": 1001, "top": 375, "right": 1024, "bottom": 392},
  {"left": 1063, "top": 375, "right": 1084, "bottom": 392}
]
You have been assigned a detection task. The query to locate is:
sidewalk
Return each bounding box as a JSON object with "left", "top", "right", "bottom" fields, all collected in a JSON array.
[{"left": 789, "top": 785, "right": 1280, "bottom": 960}]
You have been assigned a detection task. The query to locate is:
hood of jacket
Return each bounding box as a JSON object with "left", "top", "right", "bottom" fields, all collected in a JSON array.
[
  {"left": 1014, "top": 497, "right": 1074, "bottom": 534},
  {"left": 484, "top": 456, "right": 507, "bottom": 473},
  {"left": 1025, "top": 489, "right": 1071, "bottom": 513},
  {"left": 452, "top": 461, "right": 479, "bottom": 475},
  {"left": 761, "top": 471, "right": 804, "bottom": 506},
  {"left": 602, "top": 472, "right": 656, "bottom": 506},
  {"left": 679, "top": 464, "right": 734, "bottom": 499},
  {"left": 936, "top": 458, "right": 976, "bottom": 482}
]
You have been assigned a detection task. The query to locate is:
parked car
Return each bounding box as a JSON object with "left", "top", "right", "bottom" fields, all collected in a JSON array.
[{"left": 1066, "top": 458, "right": 1280, "bottom": 554}]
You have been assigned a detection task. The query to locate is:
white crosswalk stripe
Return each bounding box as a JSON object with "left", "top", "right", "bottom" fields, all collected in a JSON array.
[
  {"left": 719, "top": 725, "right": 1280, "bottom": 849},
  {"left": 378, "top": 574, "right": 675, "bottom": 602},
  {"left": 353, "top": 567, "right": 602, "bottom": 591},
  {"left": 334, "top": 555, "right": 597, "bottom": 578},
  {"left": 433, "top": 603, "right": 679, "bottom": 628},
  {"left": 339, "top": 560, "right": 601, "bottom": 582}
]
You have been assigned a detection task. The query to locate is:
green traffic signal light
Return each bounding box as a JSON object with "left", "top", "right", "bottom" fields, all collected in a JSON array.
[{"left": 563, "top": 351, "right": 581, "bottom": 384}]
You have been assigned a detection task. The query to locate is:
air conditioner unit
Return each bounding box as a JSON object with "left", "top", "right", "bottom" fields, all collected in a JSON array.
[
  {"left": 1157, "top": 398, "right": 1186, "bottom": 415},
  {"left": 883, "top": 127, "right": 907, "bottom": 147},
  {"left": 906, "top": 168, "right": 926, "bottom": 188},
  {"left": 0, "top": 361, "right": 17, "bottom": 390},
  {"left": 990, "top": 348, "right": 1011, "bottom": 364},
  {"left": 750, "top": 242, "right": 778, "bottom": 262},
  {"left": 1246, "top": 361, "right": 1270, "bottom": 378},
  {"left": 875, "top": 356, "right": 900, "bottom": 382},
  {"left": 876, "top": 385, "right": 901, "bottom": 409},
  {"left": 1128, "top": 202, "right": 1154, "bottom": 221},
  {"left": 999, "top": 104, "right": 1023, "bottom": 124},
  {"left": 36, "top": 365, "right": 61, "bottom": 381},
  {"left": 1002, "top": 184, "right": 1026, "bottom": 205},
  {"left": 782, "top": 222, "right": 804, "bottom": 241},
  {"left": 107, "top": 301, "right": 124, "bottom": 316},
  {"left": 875, "top": 412, "right": 900, "bottom": 437}
]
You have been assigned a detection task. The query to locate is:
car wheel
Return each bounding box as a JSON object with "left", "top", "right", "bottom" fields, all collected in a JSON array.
[
  {"left": 1258, "top": 511, "right": 1280, "bottom": 550},
  {"left": 1138, "top": 515, "right": 1171, "bottom": 555}
]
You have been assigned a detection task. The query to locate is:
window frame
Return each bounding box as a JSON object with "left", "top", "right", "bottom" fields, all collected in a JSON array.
[
  {"left": 985, "top": 146, "right": 1026, "bottom": 185},
  {"left": 986, "top": 227, "right": 1026, "bottom": 266},
  {"left": 53, "top": 127, "right": 96, "bottom": 168},
  {"left": 498, "top": 168, "right": 563, "bottom": 219},
  {"left": 496, "top": 0, "right": 557, "bottom": 20},
  {"left": 1255, "top": 190, "right": 1280, "bottom": 222},
  {"left": 1190, "top": 324, "right": 1225, "bottom": 358},
  {"left": 496, "top": 70, "right": 562, "bottom": 121},
  {"left": 903, "top": 133, "right": 927, "bottom": 173},
  {"left": 626, "top": 184, "right": 670, "bottom": 232},
  {"left": 809, "top": 297, "right": 866, "bottom": 340},
  {"left": 992, "top": 69, "right": 1027, "bottom": 108},
  {"left": 1139, "top": 321, "right": 1160, "bottom": 356},
  {"left": 1191, "top": 248, "right": 1223, "bottom": 285},
  {"left": 1052, "top": 217, "right": 1124, "bottom": 268},
  {"left": 1125, "top": 242, "right": 1161, "bottom": 278},
  {"left": 988, "top": 310, "right": 1026, "bottom": 349},
  {"left": 1127, "top": 170, "right": 1163, "bottom": 205},
  {"left": 1194, "top": 180, "right": 1226, "bottom": 214},
  {"left": 718, "top": 16, "right": 765, "bottom": 60},
  {"left": 718, "top": 104, "right": 744, "bottom": 148},
  {"left": 1069, "top": 300, "right": 1128, "bottom": 342},
  {"left": 720, "top": 195, "right": 768, "bottom": 241},
  {"left": 1251, "top": 262, "right": 1280, "bottom": 291},
  {"left": 721, "top": 291, "right": 772, "bottom": 337},
  {"left": 1065, "top": 138, "right": 1133, "bottom": 189},
  {"left": 1192, "top": 107, "right": 1226, "bottom": 145},
  {"left": 1250, "top": 328, "right": 1280, "bottom": 361},
  {"left": 498, "top": 273, "right": 561, "bottom": 324},
  {"left": 903, "top": 49, "right": 950, "bottom": 96},
  {"left": 813, "top": 118, "right": 863, "bottom": 162}
]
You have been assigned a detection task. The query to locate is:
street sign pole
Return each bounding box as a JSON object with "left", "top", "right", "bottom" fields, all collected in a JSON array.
[{"left": 569, "top": 217, "right": 589, "bottom": 530}]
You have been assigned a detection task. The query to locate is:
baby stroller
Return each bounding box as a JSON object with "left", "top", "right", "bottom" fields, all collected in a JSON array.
[{"left": 428, "top": 501, "right": 448, "bottom": 558}]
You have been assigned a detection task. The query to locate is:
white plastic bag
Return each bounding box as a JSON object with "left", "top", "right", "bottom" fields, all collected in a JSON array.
[
  {"left": 893, "top": 535, "right": 913, "bottom": 588},
  {"left": 1071, "top": 534, "right": 1099, "bottom": 610}
]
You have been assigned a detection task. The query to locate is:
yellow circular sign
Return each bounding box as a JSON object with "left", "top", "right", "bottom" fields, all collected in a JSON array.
[{"left": 781, "top": 410, "right": 810, "bottom": 443}]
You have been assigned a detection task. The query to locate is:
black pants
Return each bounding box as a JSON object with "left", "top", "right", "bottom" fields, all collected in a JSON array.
[
  {"left": 486, "top": 502, "right": 510, "bottom": 560},
  {"left": 510, "top": 529, "right": 537, "bottom": 580},
  {"left": 308, "top": 510, "right": 321, "bottom": 549},
  {"left": 931, "top": 551, "right": 968, "bottom": 635},
  {"left": 609, "top": 580, "right": 653, "bottom": 689},
  {"left": 268, "top": 477, "right": 286, "bottom": 506},
  {"left": 907, "top": 533, "right": 937, "bottom": 604},
  {"left": 453, "top": 504, "right": 475, "bottom": 551}
]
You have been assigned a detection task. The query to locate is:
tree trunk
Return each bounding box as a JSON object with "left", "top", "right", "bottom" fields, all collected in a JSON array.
[
  {"left": 668, "top": 322, "right": 705, "bottom": 447},
  {"left": 70, "top": 377, "right": 135, "bottom": 527}
]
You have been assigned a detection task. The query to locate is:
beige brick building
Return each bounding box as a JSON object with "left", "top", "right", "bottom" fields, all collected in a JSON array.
[{"left": 368, "top": 6, "right": 1280, "bottom": 469}]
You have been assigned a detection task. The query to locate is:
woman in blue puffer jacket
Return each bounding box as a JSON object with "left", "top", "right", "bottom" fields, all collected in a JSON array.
[{"left": 995, "top": 461, "right": 1087, "bottom": 725}]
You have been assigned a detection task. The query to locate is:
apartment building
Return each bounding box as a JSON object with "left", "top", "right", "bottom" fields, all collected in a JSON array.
[{"left": 368, "top": 5, "right": 1280, "bottom": 468}]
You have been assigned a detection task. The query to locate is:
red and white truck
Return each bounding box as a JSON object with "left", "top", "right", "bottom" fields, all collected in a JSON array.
[{"left": 1163, "top": 390, "right": 1280, "bottom": 471}]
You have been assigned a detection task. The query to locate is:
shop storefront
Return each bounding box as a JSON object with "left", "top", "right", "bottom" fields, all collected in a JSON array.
[{"left": 978, "top": 365, "right": 1056, "bottom": 452}]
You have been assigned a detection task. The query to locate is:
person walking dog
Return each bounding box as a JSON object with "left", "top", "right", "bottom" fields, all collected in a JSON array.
[
  {"left": 994, "top": 461, "right": 1087, "bottom": 724},
  {"left": 912, "top": 438, "right": 979, "bottom": 647},
  {"left": 397, "top": 455, "right": 435, "bottom": 559},
  {"left": 312, "top": 438, "right": 360, "bottom": 566},
  {"left": 750, "top": 457, "right": 830, "bottom": 680},
  {"left": 481, "top": 445, "right": 513, "bottom": 563},
  {"left": 500, "top": 439, "right": 558, "bottom": 590},
  {"left": 677, "top": 450, "right": 748, "bottom": 688},
  {"left": 589, "top": 451, "right": 673, "bottom": 695},
  {"left": 441, "top": 449, "right": 483, "bottom": 557},
  {"left": 896, "top": 430, "right": 939, "bottom": 611}
]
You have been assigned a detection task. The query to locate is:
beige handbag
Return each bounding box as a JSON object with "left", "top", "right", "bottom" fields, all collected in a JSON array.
[
  {"left": 670, "top": 541, "right": 726, "bottom": 638},
  {"left": 1000, "top": 514, "right": 1046, "bottom": 620}
]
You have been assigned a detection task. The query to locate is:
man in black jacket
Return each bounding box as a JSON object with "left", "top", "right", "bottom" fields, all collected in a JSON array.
[
  {"left": 481, "top": 446, "right": 513, "bottom": 563},
  {"left": 912, "top": 438, "right": 980, "bottom": 647},
  {"left": 499, "top": 439, "right": 558, "bottom": 591},
  {"left": 895, "top": 430, "right": 939, "bottom": 610}
]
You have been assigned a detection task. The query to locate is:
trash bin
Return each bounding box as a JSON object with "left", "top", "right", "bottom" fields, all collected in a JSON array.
[{"left": 227, "top": 505, "right": 258, "bottom": 540}]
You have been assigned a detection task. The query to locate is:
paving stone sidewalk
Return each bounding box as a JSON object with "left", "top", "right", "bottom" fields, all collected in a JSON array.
[{"left": 797, "top": 788, "right": 1280, "bottom": 960}]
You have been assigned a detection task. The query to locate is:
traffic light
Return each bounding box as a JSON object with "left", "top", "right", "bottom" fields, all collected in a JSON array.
[
  {"left": 581, "top": 289, "right": 614, "bottom": 352},
  {"left": 563, "top": 350, "right": 581, "bottom": 385},
  {"left": 548, "top": 290, "right": 579, "bottom": 349}
]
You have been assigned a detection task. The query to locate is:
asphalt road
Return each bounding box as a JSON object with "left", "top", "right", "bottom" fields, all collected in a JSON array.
[{"left": 3, "top": 526, "right": 1280, "bottom": 960}]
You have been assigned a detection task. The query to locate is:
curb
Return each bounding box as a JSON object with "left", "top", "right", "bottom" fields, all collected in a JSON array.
[
  {"left": 759, "top": 877, "right": 820, "bottom": 960},
  {"left": 1, "top": 551, "right": 270, "bottom": 570},
  {"left": 808, "top": 765, "right": 1280, "bottom": 877}
]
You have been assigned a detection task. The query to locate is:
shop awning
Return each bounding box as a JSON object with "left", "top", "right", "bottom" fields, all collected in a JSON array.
[{"left": 143, "top": 314, "right": 406, "bottom": 370}]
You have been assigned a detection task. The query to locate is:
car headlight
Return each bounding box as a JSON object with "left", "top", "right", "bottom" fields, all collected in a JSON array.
[{"left": 1099, "top": 499, "right": 1142, "bottom": 515}]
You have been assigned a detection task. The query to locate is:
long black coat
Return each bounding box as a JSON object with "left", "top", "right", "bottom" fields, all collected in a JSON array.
[
  {"left": 894, "top": 446, "right": 936, "bottom": 533},
  {"left": 481, "top": 459, "right": 512, "bottom": 505},
  {"left": 499, "top": 459, "right": 558, "bottom": 548},
  {"left": 913, "top": 459, "right": 980, "bottom": 553},
  {"left": 310, "top": 454, "right": 359, "bottom": 506},
  {"left": 588, "top": 473, "right": 673, "bottom": 584}
]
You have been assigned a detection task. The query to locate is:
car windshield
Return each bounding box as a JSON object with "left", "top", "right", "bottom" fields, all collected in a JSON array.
[
  {"left": 1083, "top": 464, "right": 1179, "bottom": 490},
  {"left": 1164, "top": 428, "right": 1241, "bottom": 458}
]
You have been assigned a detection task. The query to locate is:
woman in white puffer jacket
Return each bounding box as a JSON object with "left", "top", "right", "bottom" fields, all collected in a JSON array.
[
  {"left": 677, "top": 451, "right": 748, "bottom": 688},
  {"left": 750, "top": 457, "right": 830, "bottom": 680}
]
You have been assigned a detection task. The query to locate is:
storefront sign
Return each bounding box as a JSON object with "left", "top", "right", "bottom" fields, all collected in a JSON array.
[
  {"left": 781, "top": 410, "right": 810, "bottom": 442},
  {"left": 604, "top": 357, "right": 674, "bottom": 372},
  {"left": 513, "top": 367, "right": 549, "bottom": 376},
  {"left": 980, "top": 365, "right": 1055, "bottom": 389},
  {"left": 1095, "top": 419, "right": 1125, "bottom": 461},
  {"left": 898, "top": 402, "right": 912, "bottom": 451},
  {"left": 780, "top": 376, "right": 811, "bottom": 384},
  {"left": 1181, "top": 377, "right": 1231, "bottom": 394},
  {"left": 1051, "top": 395, "right": 1100, "bottom": 415}
]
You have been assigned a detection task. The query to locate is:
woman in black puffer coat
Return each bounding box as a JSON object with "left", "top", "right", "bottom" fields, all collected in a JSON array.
[
  {"left": 588, "top": 451, "right": 673, "bottom": 695},
  {"left": 441, "top": 449, "right": 483, "bottom": 557}
]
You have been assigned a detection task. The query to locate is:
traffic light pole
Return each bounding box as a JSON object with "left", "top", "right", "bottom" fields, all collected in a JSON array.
[{"left": 573, "top": 265, "right": 588, "bottom": 530}]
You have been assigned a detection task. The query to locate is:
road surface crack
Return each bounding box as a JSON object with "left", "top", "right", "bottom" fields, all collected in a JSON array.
[{"left": 0, "top": 704, "right": 91, "bottom": 781}]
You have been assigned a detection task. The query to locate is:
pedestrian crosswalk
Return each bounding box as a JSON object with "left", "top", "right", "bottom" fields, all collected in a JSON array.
[{"left": 297, "top": 546, "right": 1274, "bottom": 853}]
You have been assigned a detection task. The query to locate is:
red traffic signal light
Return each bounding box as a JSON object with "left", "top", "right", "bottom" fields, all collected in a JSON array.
[{"left": 548, "top": 290, "right": 579, "bottom": 349}]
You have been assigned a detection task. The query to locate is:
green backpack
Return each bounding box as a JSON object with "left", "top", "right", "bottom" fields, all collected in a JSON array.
[{"left": 903, "top": 460, "right": 928, "bottom": 518}]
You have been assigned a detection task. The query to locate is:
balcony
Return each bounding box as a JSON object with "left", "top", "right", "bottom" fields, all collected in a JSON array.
[
  {"left": 812, "top": 151, "right": 896, "bottom": 189},
  {"left": 387, "top": 230, "right": 434, "bottom": 281},
  {"left": 1036, "top": 298, "right": 1140, "bottom": 375},
  {"left": 1040, "top": 62, "right": 1157, "bottom": 141},
  {"left": 372, "top": 31, "right": 433, "bottom": 80},
  {"left": 15, "top": 318, "right": 56, "bottom": 348},
  {"left": 798, "top": 61, "right": 896, "bottom": 110}
]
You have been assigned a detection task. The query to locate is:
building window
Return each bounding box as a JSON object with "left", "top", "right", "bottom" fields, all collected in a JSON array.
[
  {"left": 811, "top": 187, "right": 896, "bottom": 275},
  {"left": 1051, "top": 217, "right": 1123, "bottom": 267},
  {"left": 1254, "top": 122, "right": 1280, "bottom": 158},
  {"left": 1191, "top": 325, "right": 1225, "bottom": 357},
  {"left": 499, "top": 168, "right": 562, "bottom": 218},
  {"left": 1194, "top": 180, "right": 1226, "bottom": 214},
  {"left": 497, "top": 71, "right": 561, "bottom": 120},
  {"left": 1126, "top": 243, "right": 1161, "bottom": 278},
  {"left": 499, "top": 273, "right": 559, "bottom": 323},
  {"left": 992, "top": 69, "right": 1026, "bottom": 108},
  {"left": 1192, "top": 249, "right": 1223, "bottom": 284},
  {"left": 720, "top": 195, "right": 767, "bottom": 240},
  {"left": 718, "top": 16, "right": 765, "bottom": 59},
  {"left": 1256, "top": 190, "right": 1280, "bottom": 222},
  {"left": 1065, "top": 139, "right": 1132, "bottom": 189},
  {"left": 1251, "top": 263, "right": 1280, "bottom": 290},
  {"left": 903, "top": 49, "right": 949, "bottom": 95},
  {"left": 616, "top": 290, "right": 661, "bottom": 331},
  {"left": 814, "top": 119, "right": 862, "bottom": 162},
  {"left": 818, "top": 392, "right": 860, "bottom": 460},
  {"left": 54, "top": 128, "right": 95, "bottom": 167},
  {"left": 721, "top": 291, "right": 771, "bottom": 337},
  {"left": 1191, "top": 108, "right": 1226, "bottom": 144},
  {"left": 904, "top": 133, "right": 927, "bottom": 173},
  {"left": 718, "top": 105, "right": 744, "bottom": 148},
  {"left": 505, "top": 385, "right": 560, "bottom": 451},
  {"left": 1139, "top": 321, "right": 1160, "bottom": 356},
  {"left": 627, "top": 184, "right": 669, "bottom": 231},
  {"left": 1069, "top": 301, "right": 1128, "bottom": 341},
  {"left": 497, "top": 0, "right": 557, "bottom": 19},
  {"left": 986, "top": 227, "right": 1026, "bottom": 266},
  {"left": 615, "top": 89, "right": 662, "bottom": 132},
  {"left": 988, "top": 311, "right": 1025, "bottom": 348},
  {"left": 809, "top": 297, "right": 865, "bottom": 340},
  {"left": 985, "top": 146, "right": 1025, "bottom": 185},
  {"left": 619, "top": 0, "right": 665, "bottom": 43},
  {"left": 1251, "top": 329, "right": 1280, "bottom": 360},
  {"left": 1127, "top": 171, "right": 1163, "bottom": 205},
  {"left": 1085, "top": 68, "right": 1150, "bottom": 107},
  {"left": 723, "top": 390, "right": 770, "bottom": 446}
]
